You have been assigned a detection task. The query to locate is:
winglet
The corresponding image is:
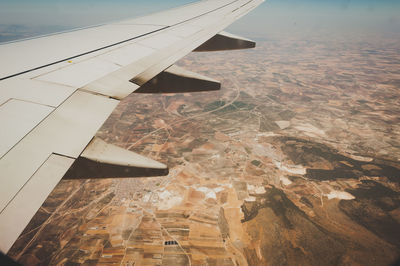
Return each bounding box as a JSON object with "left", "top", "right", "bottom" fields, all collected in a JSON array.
[
  {"left": 63, "top": 137, "right": 168, "bottom": 179},
  {"left": 194, "top": 31, "right": 256, "bottom": 52}
]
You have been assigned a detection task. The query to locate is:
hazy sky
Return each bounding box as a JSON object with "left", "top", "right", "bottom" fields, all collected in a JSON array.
[{"left": 0, "top": 0, "right": 399, "bottom": 40}]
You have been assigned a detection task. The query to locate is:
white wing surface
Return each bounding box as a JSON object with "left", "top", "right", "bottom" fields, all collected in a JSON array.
[{"left": 0, "top": 0, "right": 264, "bottom": 252}]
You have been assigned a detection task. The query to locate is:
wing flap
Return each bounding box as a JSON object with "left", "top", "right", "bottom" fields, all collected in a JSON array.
[
  {"left": 97, "top": 43, "right": 155, "bottom": 67},
  {"left": 0, "top": 154, "right": 74, "bottom": 253},
  {"left": 0, "top": 99, "right": 53, "bottom": 158},
  {"left": 35, "top": 58, "right": 121, "bottom": 88},
  {"left": 0, "top": 78, "right": 75, "bottom": 107},
  {"left": 0, "top": 91, "right": 119, "bottom": 213}
]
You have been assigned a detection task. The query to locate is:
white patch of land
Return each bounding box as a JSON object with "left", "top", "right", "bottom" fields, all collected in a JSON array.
[
  {"left": 205, "top": 190, "right": 217, "bottom": 200},
  {"left": 247, "top": 185, "right": 266, "bottom": 195},
  {"left": 348, "top": 154, "right": 373, "bottom": 162},
  {"left": 294, "top": 123, "right": 326, "bottom": 137},
  {"left": 255, "top": 186, "right": 266, "bottom": 194},
  {"left": 256, "top": 132, "right": 279, "bottom": 138},
  {"left": 197, "top": 187, "right": 218, "bottom": 200},
  {"left": 274, "top": 161, "right": 306, "bottom": 175},
  {"left": 214, "top": 187, "right": 225, "bottom": 193},
  {"left": 247, "top": 184, "right": 255, "bottom": 191},
  {"left": 157, "top": 190, "right": 183, "bottom": 210},
  {"left": 276, "top": 120, "right": 290, "bottom": 129},
  {"left": 253, "top": 143, "right": 280, "bottom": 161},
  {"left": 280, "top": 176, "right": 292, "bottom": 186},
  {"left": 326, "top": 191, "right": 355, "bottom": 200},
  {"left": 244, "top": 196, "right": 256, "bottom": 202}
]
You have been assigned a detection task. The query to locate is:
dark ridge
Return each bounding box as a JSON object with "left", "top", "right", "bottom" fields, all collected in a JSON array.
[
  {"left": 339, "top": 180, "right": 400, "bottom": 247},
  {"left": 300, "top": 196, "right": 313, "bottom": 208},
  {"left": 218, "top": 207, "right": 230, "bottom": 239},
  {"left": 306, "top": 169, "right": 362, "bottom": 181},
  {"left": 241, "top": 187, "right": 347, "bottom": 265},
  {"left": 278, "top": 136, "right": 400, "bottom": 182},
  {"left": 241, "top": 186, "right": 307, "bottom": 228}
]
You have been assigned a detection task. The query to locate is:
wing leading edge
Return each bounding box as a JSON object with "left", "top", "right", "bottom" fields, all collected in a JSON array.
[{"left": 0, "top": 0, "right": 264, "bottom": 253}]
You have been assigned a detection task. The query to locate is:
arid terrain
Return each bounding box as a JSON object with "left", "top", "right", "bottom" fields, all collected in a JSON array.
[{"left": 8, "top": 33, "right": 400, "bottom": 265}]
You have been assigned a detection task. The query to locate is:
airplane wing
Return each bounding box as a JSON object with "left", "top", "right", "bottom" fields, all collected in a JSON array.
[{"left": 0, "top": 0, "right": 264, "bottom": 252}]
